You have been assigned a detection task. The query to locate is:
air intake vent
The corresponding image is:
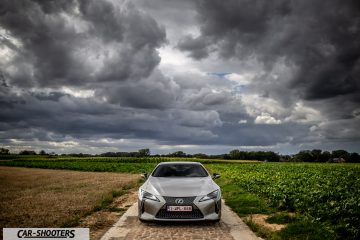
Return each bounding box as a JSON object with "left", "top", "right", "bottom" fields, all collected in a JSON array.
[
  {"left": 156, "top": 209, "right": 204, "bottom": 219},
  {"left": 163, "top": 196, "right": 196, "bottom": 205}
]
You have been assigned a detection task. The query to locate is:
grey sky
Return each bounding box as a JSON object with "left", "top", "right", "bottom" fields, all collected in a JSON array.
[{"left": 0, "top": 0, "right": 359, "bottom": 154}]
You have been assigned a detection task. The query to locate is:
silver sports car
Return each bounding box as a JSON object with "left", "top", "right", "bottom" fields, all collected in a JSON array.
[{"left": 138, "top": 162, "right": 221, "bottom": 221}]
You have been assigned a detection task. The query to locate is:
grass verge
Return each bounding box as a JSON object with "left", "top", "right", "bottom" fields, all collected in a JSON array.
[
  {"left": 219, "top": 181, "right": 274, "bottom": 216},
  {"left": 266, "top": 212, "right": 297, "bottom": 225}
]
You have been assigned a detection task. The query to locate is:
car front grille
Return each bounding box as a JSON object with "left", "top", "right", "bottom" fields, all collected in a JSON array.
[
  {"left": 162, "top": 196, "right": 196, "bottom": 205},
  {"left": 155, "top": 196, "right": 204, "bottom": 219}
]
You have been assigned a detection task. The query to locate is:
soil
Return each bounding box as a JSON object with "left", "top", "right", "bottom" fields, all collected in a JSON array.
[
  {"left": 244, "top": 214, "right": 286, "bottom": 232},
  {"left": 0, "top": 166, "right": 139, "bottom": 239}
]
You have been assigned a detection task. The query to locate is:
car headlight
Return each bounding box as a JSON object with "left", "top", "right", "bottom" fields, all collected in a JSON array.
[
  {"left": 199, "top": 189, "right": 220, "bottom": 202},
  {"left": 140, "top": 189, "right": 160, "bottom": 202}
]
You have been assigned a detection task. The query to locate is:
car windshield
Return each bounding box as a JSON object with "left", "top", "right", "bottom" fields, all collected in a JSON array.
[{"left": 152, "top": 164, "right": 209, "bottom": 177}]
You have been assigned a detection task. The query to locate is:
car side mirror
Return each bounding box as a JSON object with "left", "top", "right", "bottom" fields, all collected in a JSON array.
[
  {"left": 212, "top": 173, "right": 221, "bottom": 179},
  {"left": 140, "top": 172, "right": 148, "bottom": 179}
]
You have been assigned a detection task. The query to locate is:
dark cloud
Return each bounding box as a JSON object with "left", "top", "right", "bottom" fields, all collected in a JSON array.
[
  {"left": 134, "top": 0, "right": 196, "bottom": 43},
  {"left": 0, "top": 81, "right": 358, "bottom": 153},
  {"left": 171, "top": 110, "right": 222, "bottom": 128},
  {"left": 98, "top": 70, "right": 180, "bottom": 109},
  {"left": 32, "top": 91, "right": 68, "bottom": 102},
  {"left": 0, "top": 0, "right": 166, "bottom": 87},
  {"left": 180, "top": 0, "right": 360, "bottom": 101},
  {"left": 0, "top": 83, "right": 218, "bottom": 145},
  {"left": 172, "top": 0, "right": 360, "bottom": 152},
  {"left": 182, "top": 88, "right": 232, "bottom": 110},
  {"left": 0, "top": 0, "right": 359, "bottom": 154},
  {"left": 177, "top": 35, "right": 211, "bottom": 59},
  {"left": 211, "top": 122, "right": 302, "bottom": 146}
]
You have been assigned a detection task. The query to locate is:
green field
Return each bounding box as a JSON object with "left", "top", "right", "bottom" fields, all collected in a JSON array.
[
  {"left": 210, "top": 163, "right": 360, "bottom": 239},
  {"left": 1, "top": 155, "right": 359, "bottom": 239}
]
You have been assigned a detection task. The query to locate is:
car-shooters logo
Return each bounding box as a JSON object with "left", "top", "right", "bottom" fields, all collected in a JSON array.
[{"left": 3, "top": 228, "right": 89, "bottom": 240}]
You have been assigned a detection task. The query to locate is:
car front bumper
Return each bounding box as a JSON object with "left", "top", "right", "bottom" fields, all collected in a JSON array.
[{"left": 138, "top": 195, "right": 221, "bottom": 221}]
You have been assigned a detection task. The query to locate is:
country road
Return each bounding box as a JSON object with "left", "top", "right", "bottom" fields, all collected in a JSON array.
[{"left": 101, "top": 200, "right": 262, "bottom": 240}]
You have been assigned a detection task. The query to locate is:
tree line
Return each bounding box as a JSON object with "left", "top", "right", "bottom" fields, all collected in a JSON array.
[{"left": 0, "top": 147, "right": 359, "bottom": 163}]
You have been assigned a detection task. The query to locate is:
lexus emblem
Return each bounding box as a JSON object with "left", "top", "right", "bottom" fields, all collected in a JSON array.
[{"left": 175, "top": 198, "right": 184, "bottom": 204}]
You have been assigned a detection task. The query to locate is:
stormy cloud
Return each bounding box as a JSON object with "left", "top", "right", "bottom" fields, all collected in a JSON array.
[
  {"left": 0, "top": 0, "right": 359, "bottom": 154},
  {"left": 182, "top": 0, "right": 360, "bottom": 101},
  {"left": 0, "top": 0, "right": 165, "bottom": 88}
]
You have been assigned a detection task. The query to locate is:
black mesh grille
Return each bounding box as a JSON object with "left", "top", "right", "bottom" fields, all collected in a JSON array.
[
  {"left": 163, "top": 196, "right": 196, "bottom": 205},
  {"left": 156, "top": 196, "right": 204, "bottom": 219},
  {"left": 156, "top": 209, "right": 204, "bottom": 219}
]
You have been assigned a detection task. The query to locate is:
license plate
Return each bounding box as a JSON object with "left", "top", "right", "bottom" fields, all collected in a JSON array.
[{"left": 167, "top": 206, "right": 192, "bottom": 212}]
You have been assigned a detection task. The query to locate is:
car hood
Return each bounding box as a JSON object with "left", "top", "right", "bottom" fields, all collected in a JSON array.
[{"left": 143, "top": 176, "right": 219, "bottom": 197}]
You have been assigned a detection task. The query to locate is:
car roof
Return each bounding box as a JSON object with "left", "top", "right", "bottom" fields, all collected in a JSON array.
[{"left": 157, "top": 161, "right": 202, "bottom": 165}]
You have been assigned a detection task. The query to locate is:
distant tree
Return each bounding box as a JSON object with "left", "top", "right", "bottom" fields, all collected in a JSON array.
[
  {"left": 100, "top": 151, "right": 142, "bottom": 157},
  {"left": 349, "top": 152, "right": 360, "bottom": 163},
  {"left": 229, "top": 150, "right": 241, "bottom": 159},
  {"left": 331, "top": 150, "right": 350, "bottom": 161},
  {"left": 280, "top": 155, "right": 291, "bottom": 162},
  {"left": 68, "top": 153, "right": 91, "bottom": 157},
  {"left": 170, "top": 151, "right": 187, "bottom": 158},
  {"left": 39, "top": 150, "right": 47, "bottom": 155},
  {"left": 319, "top": 151, "right": 331, "bottom": 162},
  {"left": 193, "top": 153, "right": 208, "bottom": 159},
  {"left": 311, "top": 149, "right": 322, "bottom": 162},
  {"left": 138, "top": 148, "right": 150, "bottom": 157},
  {"left": 228, "top": 150, "right": 279, "bottom": 161},
  {"left": 222, "top": 154, "right": 231, "bottom": 159},
  {"left": 101, "top": 152, "right": 117, "bottom": 157},
  {"left": 294, "top": 150, "right": 313, "bottom": 162},
  {"left": 19, "top": 150, "right": 37, "bottom": 155},
  {"left": 0, "top": 147, "right": 10, "bottom": 155},
  {"left": 260, "top": 151, "right": 280, "bottom": 162},
  {"left": 129, "top": 152, "right": 139, "bottom": 157}
]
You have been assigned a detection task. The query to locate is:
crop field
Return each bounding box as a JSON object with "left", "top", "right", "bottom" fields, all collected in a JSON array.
[
  {"left": 1, "top": 156, "right": 359, "bottom": 239},
  {"left": 209, "top": 163, "right": 360, "bottom": 239},
  {"left": 0, "top": 166, "right": 140, "bottom": 239},
  {"left": 0, "top": 155, "right": 257, "bottom": 173}
]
